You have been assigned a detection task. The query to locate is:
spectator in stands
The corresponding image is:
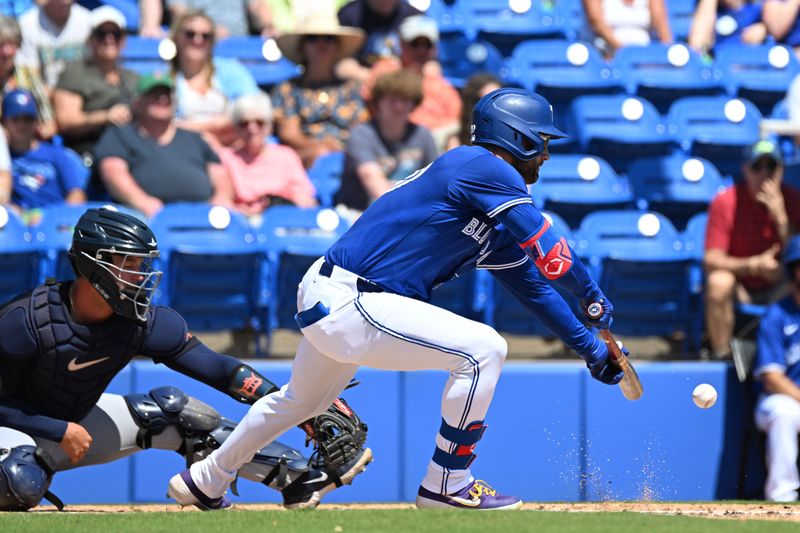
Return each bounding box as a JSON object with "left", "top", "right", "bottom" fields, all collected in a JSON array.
[
  {"left": 763, "top": 0, "right": 800, "bottom": 55},
  {"left": 0, "top": 127, "right": 11, "bottom": 206},
  {"left": 752, "top": 234, "right": 800, "bottom": 502},
  {"left": 219, "top": 92, "right": 317, "bottom": 219},
  {"left": 447, "top": 72, "right": 502, "bottom": 150},
  {"left": 16, "top": 0, "right": 92, "bottom": 88},
  {"left": 337, "top": 70, "right": 436, "bottom": 212},
  {"left": 251, "top": 0, "right": 349, "bottom": 37},
  {"left": 704, "top": 140, "right": 800, "bottom": 359},
  {"left": 140, "top": 0, "right": 274, "bottom": 39},
  {"left": 362, "top": 15, "right": 461, "bottom": 150},
  {"left": 689, "top": 0, "right": 766, "bottom": 56},
  {"left": 53, "top": 6, "right": 139, "bottom": 165},
  {"left": 2, "top": 89, "right": 87, "bottom": 215},
  {"left": 94, "top": 72, "right": 233, "bottom": 218},
  {"left": 336, "top": 0, "right": 421, "bottom": 80},
  {"left": 0, "top": 15, "right": 55, "bottom": 140},
  {"left": 272, "top": 12, "right": 368, "bottom": 168},
  {"left": 582, "top": 0, "right": 673, "bottom": 58},
  {"left": 170, "top": 9, "right": 261, "bottom": 148}
]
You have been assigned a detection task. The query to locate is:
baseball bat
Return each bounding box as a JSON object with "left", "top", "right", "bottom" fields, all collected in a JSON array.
[{"left": 587, "top": 302, "right": 644, "bottom": 401}]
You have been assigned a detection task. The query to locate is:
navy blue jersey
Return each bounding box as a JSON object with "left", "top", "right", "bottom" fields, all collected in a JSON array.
[{"left": 327, "top": 146, "right": 537, "bottom": 300}]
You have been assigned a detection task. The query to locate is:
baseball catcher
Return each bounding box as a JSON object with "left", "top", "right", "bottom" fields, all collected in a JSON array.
[{"left": 0, "top": 207, "right": 371, "bottom": 511}]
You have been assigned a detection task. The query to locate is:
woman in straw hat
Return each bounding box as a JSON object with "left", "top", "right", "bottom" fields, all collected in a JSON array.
[{"left": 271, "top": 12, "right": 368, "bottom": 168}]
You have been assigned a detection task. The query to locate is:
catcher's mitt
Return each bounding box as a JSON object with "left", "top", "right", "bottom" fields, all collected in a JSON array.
[{"left": 298, "top": 398, "right": 368, "bottom": 485}]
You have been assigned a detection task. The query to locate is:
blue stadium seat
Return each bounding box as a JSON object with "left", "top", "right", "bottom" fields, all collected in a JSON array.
[
  {"left": 533, "top": 154, "right": 634, "bottom": 228},
  {"left": 575, "top": 210, "right": 693, "bottom": 342},
  {"left": 122, "top": 59, "right": 169, "bottom": 76},
  {"left": 627, "top": 154, "right": 726, "bottom": 230},
  {"left": 455, "top": 0, "right": 571, "bottom": 56},
  {"left": 257, "top": 206, "right": 350, "bottom": 332},
  {"left": 667, "top": 96, "right": 762, "bottom": 178},
  {"left": 122, "top": 36, "right": 163, "bottom": 61},
  {"left": 437, "top": 33, "right": 507, "bottom": 88},
  {"left": 490, "top": 211, "right": 578, "bottom": 335},
  {"left": 715, "top": 44, "right": 800, "bottom": 116},
  {"left": 421, "top": 0, "right": 466, "bottom": 36},
  {"left": 612, "top": 43, "right": 725, "bottom": 114},
  {"left": 307, "top": 151, "right": 344, "bottom": 208},
  {"left": 0, "top": 206, "right": 41, "bottom": 305},
  {"left": 569, "top": 94, "right": 675, "bottom": 173},
  {"left": 215, "top": 37, "right": 301, "bottom": 89},
  {"left": 148, "top": 204, "right": 264, "bottom": 343},
  {"left": 33, "top": 203, "right": 142, "bottom": 282},
  {"left": 667, "top": 0, "right": 698, "bottom": 42}
]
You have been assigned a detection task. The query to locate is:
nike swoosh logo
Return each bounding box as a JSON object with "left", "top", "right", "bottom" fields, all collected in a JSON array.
[
  {"left": 303, "top": 471, "right": 328, "bottom": 485},
  {"left": 67, "top": 356, "right": 110, "bottom": 371},
  {"left": 784, "top": 324, "right": 799, "bottom": 336},
  {"left": 449, "top": 495, "right": 482, "bottom": 507}
]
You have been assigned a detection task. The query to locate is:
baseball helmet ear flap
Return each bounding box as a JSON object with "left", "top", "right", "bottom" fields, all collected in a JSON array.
[{"left": 471, "top": 88, "right": 566, "bottom": 161}]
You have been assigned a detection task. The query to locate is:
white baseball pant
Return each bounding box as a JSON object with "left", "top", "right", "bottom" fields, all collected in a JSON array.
[
  {"left": 755, "top": 393, "right": 800, "bottom": 502},
  {"left": 190, "top": 257, "right": 507, "bottom": 497}
]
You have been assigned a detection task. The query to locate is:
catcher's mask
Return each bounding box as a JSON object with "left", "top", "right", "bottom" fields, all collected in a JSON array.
[
  {"left": 471, "top": 87, "right": 566, "bottom": 161},
  {"left": 69, "top": 207, "right": 162, "bottom": 322}
]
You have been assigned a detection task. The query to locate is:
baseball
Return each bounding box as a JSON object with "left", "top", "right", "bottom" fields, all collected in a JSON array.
[{"left": 692, "top": 384, "right": 718, "bottom": 409}]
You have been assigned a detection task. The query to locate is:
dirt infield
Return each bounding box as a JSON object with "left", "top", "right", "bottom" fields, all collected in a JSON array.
[{"left": 31, "top": 502, "right": 800, "bottom": 521}]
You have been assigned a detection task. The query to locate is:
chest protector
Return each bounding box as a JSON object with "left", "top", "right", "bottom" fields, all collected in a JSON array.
[{"left": 20, "top": 280, "right": 145, "bottom": 421}]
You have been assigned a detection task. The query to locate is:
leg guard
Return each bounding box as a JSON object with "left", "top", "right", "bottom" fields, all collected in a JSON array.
[
  {"left": 0, "top": 446, "right": 61, "bottom": 512},
  {"left": 433, "top": 419, "right": 487, "bottom": 471}
]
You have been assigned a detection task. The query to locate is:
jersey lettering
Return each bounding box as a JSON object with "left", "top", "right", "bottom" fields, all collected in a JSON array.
[
  {"left": 461, "top": 217, "right": 491, "bottom": 245},
  {"left": 518, "top": 219, "right": 574, "bottom": 280}
]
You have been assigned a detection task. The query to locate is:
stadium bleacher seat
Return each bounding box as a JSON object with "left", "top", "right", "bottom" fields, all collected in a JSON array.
[
  {"left": 613, "top": 43, "right": 725, "bottom": 114},
  {"left": 575, "top": 210, "right": 694, "bottom": 344},
  {"left": 627, "top": 154, "right": 726, "bottom": 230},
  {"left": 569, "top": 94, "right": 675, "bottom": 173},
  {"left": 715, "top": 44, "right": 800, "bottom": 116},
  {"left": 215, "top": 37, "right": 301, "bottom": 89},
  {"left": 257, "top": 206, "right": 350, "bottom": 333},
  {"left": 437, "top": 33, "right": 507, "bottom": 88},
  {"left": 667, "top": 0, "right": 698, "bottom": 42},
  {"left": 148, "top": 204, "right": 265, "bottom": 349},
  {"left": 683, "top": 211, "right": 709, "bottom": 352},
  {"left": 121, "top": 36, "right": 169, "bottom": 75},
  {"left": 0, "top": 206, "right": 41, "bottom": 305},
  {"left": 667, "top": 96, "right": 762, "bottom": 178},
  {"left": 420, "top": 0, "right": 466, "bottom": 36},
  {"left": 307, "top": 151, "right": 344, "bottom": 208},
  {"left": 533, "top": 154, "right": 634, "bottom": 228}
]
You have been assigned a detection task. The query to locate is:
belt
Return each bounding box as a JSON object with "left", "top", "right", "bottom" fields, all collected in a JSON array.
[{"left": 294, "top": 261, "right": 383, "bottom": 329}]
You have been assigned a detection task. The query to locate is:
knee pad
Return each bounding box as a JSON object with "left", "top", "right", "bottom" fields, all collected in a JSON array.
[
  {"left": 124, "top": 385, "right": 222, "bottom": 450},
  {"left": 0, "top": 446, "right": 51, "bottom": 511}
]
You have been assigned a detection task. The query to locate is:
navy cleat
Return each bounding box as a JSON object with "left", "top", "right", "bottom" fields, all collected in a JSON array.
[
  {"left": 167, "top": 469, "right": 232, "bottom": 511},
  {"left": 416, "top": 479, "right": 522, "bottom": 510},
  {"left": 282, "top": 447, "right": 374, "bottom": 509}
]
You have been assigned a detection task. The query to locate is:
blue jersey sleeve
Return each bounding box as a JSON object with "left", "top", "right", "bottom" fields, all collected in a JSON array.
[
  {"left": 753, "top": 302, "right": 790, "bottom": 378},
  {"left": 52, "top": 146, "right": 89, "bottom": 193},
  {"left": 449, "top": 153, "right": 534, "bottom": 218}
]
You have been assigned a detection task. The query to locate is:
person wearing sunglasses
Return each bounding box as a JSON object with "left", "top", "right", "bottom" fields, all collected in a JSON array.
[
  {"left": 53, "top": 6, "right": 138, "bottom": 167},
  {"left": 704, "top": 140, "right": 800, "bottom": 360},
  {"left": 169, "top": 9, "right": 260, "bottom": 149},
  {"left": 361, "top": 15, "right": 461, "bottom": 152},
  {"left": 219, "top": 92, "right": 317, "bottom": 219}
]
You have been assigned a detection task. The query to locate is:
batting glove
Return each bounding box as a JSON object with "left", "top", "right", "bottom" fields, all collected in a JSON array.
[
  {"left": 585, "top": 342, "right": 625, "bottom": 385},
  {"left": 580, "top": 290, "right": 614, "bottom": 330}
]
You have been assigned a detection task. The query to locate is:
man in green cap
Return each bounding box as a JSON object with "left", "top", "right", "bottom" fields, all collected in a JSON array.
[{"left": 93, "top": 71, "right": 233, "bottom": 217}]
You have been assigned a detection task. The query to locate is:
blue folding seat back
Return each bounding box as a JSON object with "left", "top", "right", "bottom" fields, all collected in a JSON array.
[
  {"left": 683, "top": 211, "right": 708, "bottom": 261},
  {"left": 667, "top": 96, "right": 762, "bottom": 178},
  {"left": 507, "top": 40, "right": 621, "bottom": 103},
  {"left": 0, "top": 206, "right": 41, "bottom": 305},
  {"left": 307, "top": 151, "right": 344, "bottom": 208},
  {"left": 422, "top": 0, "right": 466, "bottom": 36},
  {"left": 715, "top": 44, "right": 800, "bottom": 115},
  {"left": 257, "top": 207, "right": 350, "bottom": 331},
  {"left": 627, "top": 154, "right": 725, "bottom": 230},
  {"left": 148, "top": 204, "right": 263, "bottom": 334},
  {"left": 668, "top": 0, "right": 700, "bottom": 42},
  {"left": 612, "top": 43, "right": 724, "bottom": 114},
  {"left": 570, "top": 94, "right": 674, "bottom": 173},
  {"left": 682, "top": 211, "right": 708, "bottom": 350},
  {"left": 33, "top": 203, "right": 142, "bottom": 281},
  {"left": 533, "top": 154, "right": 634, "bottom": 228},
  {"left": 783, "top": 159, "right": 800, "bottom": 189},
  {"left": 437, "top": 33, "right": 506, "bottom": 89},
  {"left": 575, "top": 210, "right": 693, "bottom": 339},
  {"left": 121, "top": 36, "right": 163, "bottom": 61}
]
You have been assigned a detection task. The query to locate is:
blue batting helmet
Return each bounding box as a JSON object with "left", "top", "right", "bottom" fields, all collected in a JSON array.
[
  {"left": 784, "top": 235, "right": 800, "bottom": 271},
  {"left": 471, "top": 88, "right": 566, "bottom": 161}
]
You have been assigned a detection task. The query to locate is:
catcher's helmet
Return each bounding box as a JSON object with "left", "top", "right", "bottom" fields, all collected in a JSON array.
[
  {"left": 784, "top": 234, "right": 800, "bottom": 273},
  {"left": 471, "top": 88, "right": 566, "bottom": 161},
  {"left": 69, "top": 207, "right": 162, "bottom": 322}
]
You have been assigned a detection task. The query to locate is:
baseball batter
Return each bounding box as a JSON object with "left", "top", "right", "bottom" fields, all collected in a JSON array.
[
  {"left": 0, "top": 208, "right": 371, "bottom": 511},
  {"left": 753, "top": 235, "right": 800, "bottom": 502},
  {"left": 169, "top": 88, "right": 625, "bottom": 510}
]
